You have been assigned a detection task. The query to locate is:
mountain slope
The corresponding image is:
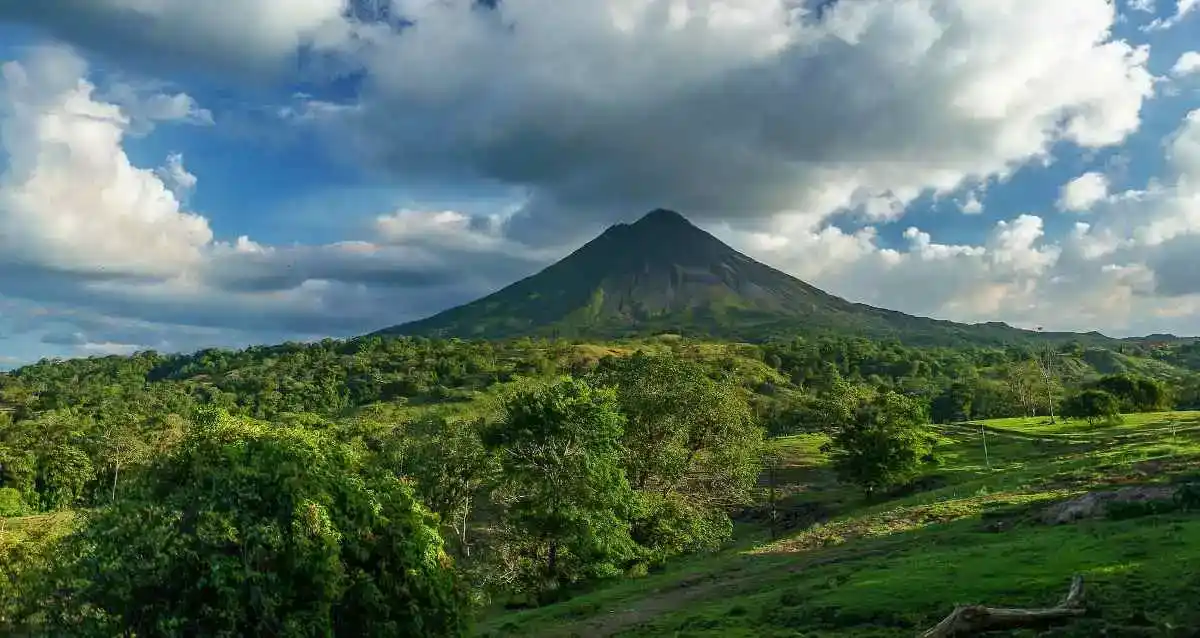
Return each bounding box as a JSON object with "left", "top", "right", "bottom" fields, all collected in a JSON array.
[{"left": 375, "top": 209, "right": 1113, "bottom": 347}]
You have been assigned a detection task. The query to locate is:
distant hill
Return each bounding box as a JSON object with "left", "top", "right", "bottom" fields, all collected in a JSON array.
[{"left": 375, "top": 209, "right": 1116, "bottom": 347}]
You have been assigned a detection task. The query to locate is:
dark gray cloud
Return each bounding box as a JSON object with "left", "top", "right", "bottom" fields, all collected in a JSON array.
[{"left": 300, "top": 0, "right": 1153, "bottom": 244}]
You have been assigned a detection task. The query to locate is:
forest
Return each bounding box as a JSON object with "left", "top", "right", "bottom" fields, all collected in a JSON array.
[{"left": 1, "top": 333, "right": 1198, "bottom": 635}]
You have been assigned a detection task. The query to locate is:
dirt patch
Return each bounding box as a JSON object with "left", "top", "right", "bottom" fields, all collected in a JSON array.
[{"left": 538, "top": 569, "right": 754, "bottom": 638}]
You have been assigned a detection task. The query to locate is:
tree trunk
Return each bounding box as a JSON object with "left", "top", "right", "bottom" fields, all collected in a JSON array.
[
  {"left": 920, "top": 575, "right": 1085, "bottom": 638},
  {"left": 460, "top": 497, "right": 470, "bottom": 558},
  {"left": 111, "top": 461, "right": 120, "bottom": 502}
]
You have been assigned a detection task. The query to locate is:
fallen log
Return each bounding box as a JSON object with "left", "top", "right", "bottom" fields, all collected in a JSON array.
[{"left": 919, "top": 575, "right": 1085, "bottom": 637}]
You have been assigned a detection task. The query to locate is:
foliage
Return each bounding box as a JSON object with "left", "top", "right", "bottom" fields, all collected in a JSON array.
[
  {"left": 0, "top": 488, "right": 25, "bottom": 517},
  {"left": 627, "top": 493, "right": 733, "bottom": 567},
  {"left": 480, "top": 408, "right": 1200, "bottom": 638},
  {"left": 4, "top": 331, "right": 1200, "bottom": 625},
  {"left": 1062, "top": 389, "right": 1122, "bottom": 425},
  {"left": 1088, "top": 374, "right": 1170, "bottom": 413},
  {"left": 821, "top": 389, "right": 937, "bottom": 496},
  {"left": 36, "top": 445, "right": 93, "bottom": 511},
  {"left": 590, "top": 352, "right": 763, "bottom": 504},
  {"left": 21, "top": 410, "right": 467, "bottom": 637},
  {"left": 930, "top": 381, "right": 974, "bottom": 423},
  {"left": 1176, "top": 482, "right": 1200, "bottom": 512},
  {"left": 0, "top": 446, "right": 35, "bottom": 507},
  {"left": 403, "top": 415, "right": 497, "bottom": 558},
  {"left": 483, "top": 378, "right": 636, "bottom": 598}
]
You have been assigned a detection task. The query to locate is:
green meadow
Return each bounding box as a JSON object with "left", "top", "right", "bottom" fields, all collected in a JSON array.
[{"left": 479, "top": 412, "right": 1200, "bottom": 637}]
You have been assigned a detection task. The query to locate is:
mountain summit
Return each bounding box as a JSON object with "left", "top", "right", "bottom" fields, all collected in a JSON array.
[{"left": 376, "top": 210, "right": 1105, "bottom": 346}]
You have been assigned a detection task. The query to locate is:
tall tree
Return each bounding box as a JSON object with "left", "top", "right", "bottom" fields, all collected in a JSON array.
[
  {"left": 406, "top": 416, "right": 497, "bottom": 558},
  {"left": 484, "top": 378, "right": 635, "bottom": 597},
  {"left": 589, "top": 354, "right": 764, "bottom": 560},
  {"left": 590, "top": 353, "right": 763, "bottom": 505}
]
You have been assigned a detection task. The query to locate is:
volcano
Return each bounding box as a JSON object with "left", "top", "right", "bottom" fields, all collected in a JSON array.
[{"left": 375, "top": 209, "right": 1111, "bottom": 347}]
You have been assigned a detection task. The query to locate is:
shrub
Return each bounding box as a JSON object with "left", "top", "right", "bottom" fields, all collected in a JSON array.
[
  {"left": 1062, "top": 389, "right": 1122, "bottom": 425},
  {"left": 0, "top": 488, "right": 24, "bottom": 517},
  {"left": 822, "top": 390, "right": 937, "bottom": 496}
]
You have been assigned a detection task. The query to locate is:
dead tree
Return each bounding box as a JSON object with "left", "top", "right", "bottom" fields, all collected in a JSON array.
[{"left": 920, "top": 575, "right": 1085, "bottom": 637}]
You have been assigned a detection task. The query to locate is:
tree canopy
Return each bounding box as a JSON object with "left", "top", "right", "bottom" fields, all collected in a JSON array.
[{"left": 22, "top": 410, "right": 467, "bottom": 637}]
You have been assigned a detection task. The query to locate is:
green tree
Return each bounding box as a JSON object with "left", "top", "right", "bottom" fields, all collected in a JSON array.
[
  {"left": 0, "top": 446, "right": 36, "bottom": 508},
  {"left": 1063, "top": 389, "right": 1122, "bottom": 425},
  {"left": 0, "top": 487, "right": 25, "bottom": 517},
  {"left": 27, "top": 410, "right": 466, "bottom": 637},
  {"left": 590, "top": 353, "right": 762, "bottom": 503},
  {"left": 822, "top": 390, "right": 937, "bottom": 496},
  {"left": 589, "top": 354, "right": 763, "bottom": 561},
  {"left": 484, "top": 378, "right": 635, "bottom": 598},
  {"left": 405, "top": 415, "right": 497, "bottom": 558},
  {"left": 930, "top": 381, "right": 974, "bottom": 424},
  {"left": 1092, "top": 374, "right": 1169, "bottom": 413},
  {"left": 36, "top": 445, "right": 93, "bottom": 511},
  {"left": 95, "top": 419, "right": 151, "bottom": 502}
]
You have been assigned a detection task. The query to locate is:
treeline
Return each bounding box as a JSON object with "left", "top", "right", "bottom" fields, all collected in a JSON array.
[{"left": 4, "top": 334, "right": 1200, "bottom": 517}]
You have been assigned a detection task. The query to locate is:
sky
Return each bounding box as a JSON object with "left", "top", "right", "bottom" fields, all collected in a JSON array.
[{"left": 2, "top": 0, "right": 1200, "bottom": 367}]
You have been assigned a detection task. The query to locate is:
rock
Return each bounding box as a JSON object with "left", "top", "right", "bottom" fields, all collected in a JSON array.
[{"left": 1040, "top": 486, "right": 1177, "bottom": 525}]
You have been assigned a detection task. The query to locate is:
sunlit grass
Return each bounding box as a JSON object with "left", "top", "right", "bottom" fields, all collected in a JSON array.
[{"left": 480, "top": 413, "right": 1200, "bottom": 637}]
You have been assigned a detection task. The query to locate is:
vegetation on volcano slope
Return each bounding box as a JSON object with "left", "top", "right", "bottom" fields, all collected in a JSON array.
[{"left": 3, "top": 334, "right": 1200, "bottom": 635}]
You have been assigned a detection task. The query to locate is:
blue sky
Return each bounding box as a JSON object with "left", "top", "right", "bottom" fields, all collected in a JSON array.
[{"left": 2, "top": 0, "right": 1200, "bottom": 367}]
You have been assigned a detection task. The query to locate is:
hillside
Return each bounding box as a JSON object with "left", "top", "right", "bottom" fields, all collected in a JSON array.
[
  {"left": 480, "top": 413, "right": 1200, "bottom": 637},
  {"left": 377, "top": 209, "right": 1113, "bottom": 348}
]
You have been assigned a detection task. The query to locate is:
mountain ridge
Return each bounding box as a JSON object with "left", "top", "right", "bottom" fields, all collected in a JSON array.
[{"left": 374, "top": 210, "right": 1167, "bottom": 347}]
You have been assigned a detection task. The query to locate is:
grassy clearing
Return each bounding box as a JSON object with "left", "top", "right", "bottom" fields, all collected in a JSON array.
[
  {"left": 0, "top": 511, "right": 75, "bottom": 552},
  {"left": 479, "top": 414, "right": 1200, "bottom": 637}
]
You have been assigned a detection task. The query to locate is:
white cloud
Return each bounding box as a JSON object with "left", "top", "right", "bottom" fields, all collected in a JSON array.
[
  {"left": 1171, "top": 51, "right": 1200, "bottom": 77},
  {"left": 1144, "top": 0, "right": 1200, "bottom": 29},
  {"left": 1127, "top": 0, "right": 1156, "bottom": 12},
  {"left": 103, "top": 82, "right": 214, "bottom": 134},
  {"left": 729, "top": 108, "right": 1200, "bottom": 336},
  {"left": 959, "top": 190, "right": 985, "bottom": 215},
  {"left": 155, "top": 152, "right": 198, "bottom": 198},
  {"left": 0, "top": 45, "right": 213, "bottom": 278},
  {"left": 7, "top": 1, "right": 1200, "bottom": 348},
  {"left": 11, "top": 0, "right": 1155, "bottom": 243},
  {"left": 0, "top": 0, "right": 351, "bottom": 79},
  {"left": 0, "top": 45, "right": 547, "bottom": 349},
  {"left": 1057, "top": 172, "right": 1111, "bottom": 212}
]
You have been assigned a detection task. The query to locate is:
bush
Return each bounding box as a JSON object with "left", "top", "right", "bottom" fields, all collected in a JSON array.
[
  {"left": 0, "top": 488, "right": 24, "bottom": 517},
  {"left": 1062, "top": 389, "right": 1122, "bottom": 425},
  {"left": 822, "top": 390, "right": 937, "bottom": 496},
  {"left": 1175, "top": 482, "right": 1200, "bottom": 511}
]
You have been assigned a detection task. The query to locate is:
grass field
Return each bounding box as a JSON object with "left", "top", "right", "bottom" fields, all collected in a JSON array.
[{"left": 479, "top": 412, "right": 1200, "bottom": 637}]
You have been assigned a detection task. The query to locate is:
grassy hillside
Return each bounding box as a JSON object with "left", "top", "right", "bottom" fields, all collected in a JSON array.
[{"left": 479, "top": 413, "right": 1200, "bottom": 637}]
